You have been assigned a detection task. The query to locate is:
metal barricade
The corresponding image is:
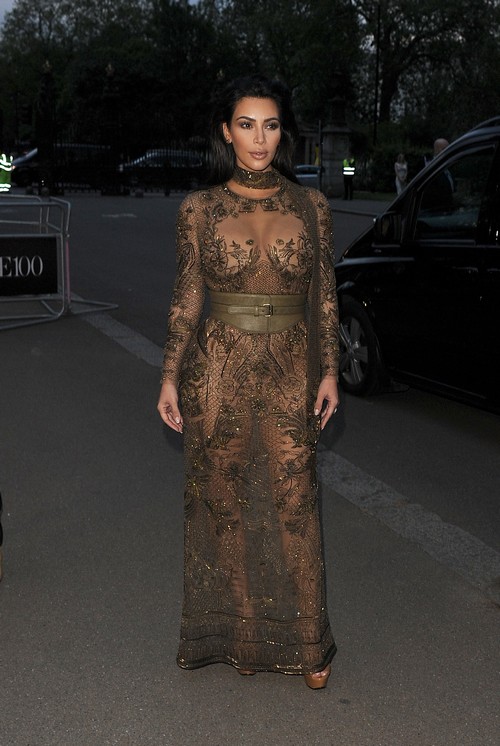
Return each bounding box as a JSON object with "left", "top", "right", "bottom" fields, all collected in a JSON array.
[{"left": 0, "top": 194, "right": 116, "bottom": 330}]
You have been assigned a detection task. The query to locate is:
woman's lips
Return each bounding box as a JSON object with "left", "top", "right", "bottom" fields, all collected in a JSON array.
[{"left": 249, "top": 151, "right": 268, "bottom": 159}]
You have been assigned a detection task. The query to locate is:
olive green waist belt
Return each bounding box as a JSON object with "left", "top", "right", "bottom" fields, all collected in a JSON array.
[{"left": 209, "top": 291, "right": 307, "bottom": 333}]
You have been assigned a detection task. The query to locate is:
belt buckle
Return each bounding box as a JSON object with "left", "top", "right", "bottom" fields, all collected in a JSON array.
[{"left": 257, "top": 302, "right": 273, "bottom": 317}]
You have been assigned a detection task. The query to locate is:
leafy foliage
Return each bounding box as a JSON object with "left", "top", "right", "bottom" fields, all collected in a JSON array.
[{"left": 0, "top": 0, "right": 499, "bottom": 162}]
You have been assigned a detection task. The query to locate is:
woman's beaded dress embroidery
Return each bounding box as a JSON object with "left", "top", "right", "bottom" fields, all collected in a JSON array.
[{"left": 162, "top": 176, "right": 339, "bottom": 673}]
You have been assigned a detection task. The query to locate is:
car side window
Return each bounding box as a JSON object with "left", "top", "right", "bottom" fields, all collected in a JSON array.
[{"left": 415, "top": 149, "right": 494, "bottom": 240}]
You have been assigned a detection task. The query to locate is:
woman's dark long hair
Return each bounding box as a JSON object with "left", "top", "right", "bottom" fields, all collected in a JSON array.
[{"left": 208, "top": 75, "right": 299, "bottom": 185}]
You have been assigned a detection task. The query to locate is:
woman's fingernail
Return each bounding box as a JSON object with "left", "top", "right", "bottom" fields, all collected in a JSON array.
[
  {"left": 314, "top": 409, "right": 319, "bottom": 416},
  {"left": 175, "top": 417, "right": 180, "bottom": 424}
]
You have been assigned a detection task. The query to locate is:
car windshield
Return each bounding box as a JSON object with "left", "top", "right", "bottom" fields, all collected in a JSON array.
[{"left": 416, "top": 147, "right": 495, "bottom": 240}]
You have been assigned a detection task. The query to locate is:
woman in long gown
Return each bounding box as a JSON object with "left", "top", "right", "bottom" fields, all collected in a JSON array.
[{"left": 157, "top": 75, "right": 339, "bottom": 689}]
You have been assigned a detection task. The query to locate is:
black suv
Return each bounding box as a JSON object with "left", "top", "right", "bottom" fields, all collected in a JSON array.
[{"left": 335, "top": 117, "right": 500, "bottom": 413}]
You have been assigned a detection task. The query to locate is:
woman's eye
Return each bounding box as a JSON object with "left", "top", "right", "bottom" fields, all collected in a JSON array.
[
  {"left": 267, "top": 122, "right": 280, "bottom": 130},
  {"left": 240, "top": 121, "right": 252, "bottom": 129}
]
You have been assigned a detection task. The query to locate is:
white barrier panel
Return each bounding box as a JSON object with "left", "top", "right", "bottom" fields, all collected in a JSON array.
[
  {"left": 0, "top": 194, "right": 116, "bottom": 330},
  {"left": 0, "top": 235, "right": 58, "bottom": 295}
]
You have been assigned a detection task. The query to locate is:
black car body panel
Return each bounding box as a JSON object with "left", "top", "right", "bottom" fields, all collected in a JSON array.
[{"left": 335, "top": 118, "right": 500, "bottom": 413}]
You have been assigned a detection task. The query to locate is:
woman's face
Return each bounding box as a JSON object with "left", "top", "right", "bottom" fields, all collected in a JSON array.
[{"left": 222, "top": 96, "right": 281, "bottom": 172}]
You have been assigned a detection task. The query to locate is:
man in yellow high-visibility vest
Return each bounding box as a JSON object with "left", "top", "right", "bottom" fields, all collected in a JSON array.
[
  {"left": 343, "top": 156, "right": 355, "bottom": 200},
  {"left": 0, "top": 153, "right": 13, "bottom": 193}
]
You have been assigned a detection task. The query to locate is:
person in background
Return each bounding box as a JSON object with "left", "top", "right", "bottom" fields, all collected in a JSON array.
[
  {"left": 342, "top": 154, "right": 355, "bottom": 199},
  {"left": 0, "top": 152, "right": 13, "bottom": 192},
  {"left": 394, "top": 153, "right": 408, "bottom": 194},
  {"left": 421, "top": 137, "right": 454, "bottom": 211},
  {"left": 157, "top": 74, "right": 339, "bottom": 690},
  {"left": 433, "top": 138, "right": 449, "bottom": 157},
  {"left": 424, "top": 137, "right": 449, "bottom": 166}
]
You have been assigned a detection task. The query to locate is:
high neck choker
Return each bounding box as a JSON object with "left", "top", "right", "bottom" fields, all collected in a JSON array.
[{"left": 232, "top": 166, "right": 281, "bottom": 189}]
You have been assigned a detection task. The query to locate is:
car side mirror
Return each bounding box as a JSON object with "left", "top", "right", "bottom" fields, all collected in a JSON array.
[{"left": 373, "top": 212, "right": 402, "bottom": 243}]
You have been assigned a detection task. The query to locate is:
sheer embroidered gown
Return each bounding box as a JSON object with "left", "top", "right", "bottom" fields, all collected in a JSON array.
[{"left": 161, "top": 177, "right": 339, "bottom": 674}]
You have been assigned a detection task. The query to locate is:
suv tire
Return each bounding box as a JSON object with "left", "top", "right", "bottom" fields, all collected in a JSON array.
[{"left": 339, "top": 297, "right": 383, "bottom": 395}]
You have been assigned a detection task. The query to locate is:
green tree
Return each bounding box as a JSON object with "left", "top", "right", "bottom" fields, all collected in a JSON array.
[
  {"left": 351, "top": 0, "right": 500, "bottom": 133},
  {"left": 207, "top": 0, "right": 361, "bottom": 125},
  {"left": 145, "top": 0, "right": 245, "bottom": 141},
  {"left": 0, "top": 0, "right": 149, "bottom": 147},
  {"left": 2, "top": 0, "right": 498, "bottom": 157},
  {"left": 399, "top": 0, "right": 500, "bottom": 138}
]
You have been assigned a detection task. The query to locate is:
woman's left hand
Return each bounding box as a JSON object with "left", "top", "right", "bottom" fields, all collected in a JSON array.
[{"left": 314, "top": 375, "right": 340, "bottom": 430}]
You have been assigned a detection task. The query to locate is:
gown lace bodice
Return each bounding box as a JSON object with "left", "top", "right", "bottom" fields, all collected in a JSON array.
[{"left": 161, "top": 181, "right": 339, "bottom": 385}]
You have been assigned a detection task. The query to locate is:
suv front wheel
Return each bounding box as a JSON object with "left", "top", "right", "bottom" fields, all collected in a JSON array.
[{"left": 339, "top": 297, "right": 383, "bottom": 395}]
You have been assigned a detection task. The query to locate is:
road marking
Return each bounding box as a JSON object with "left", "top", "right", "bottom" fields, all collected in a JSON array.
[
  {"left": 84, "top": 312, "right": 162, "bottom": 367},
  {"left": 83, "top": 311, "right": 500, "bottom": 603},
  {"left": 101, "top": 213, "right": 137, "bottom": 218},
  {"left": 317, "top": 450, "right": 500, "bottom": 602}
]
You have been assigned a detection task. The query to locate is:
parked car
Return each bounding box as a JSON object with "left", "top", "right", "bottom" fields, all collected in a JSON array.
[
  {"left": 118, "top": 148, "right": 205, "bottom": 193},
  {"left": 295, "top": 164, "right": 323, "bottom": 188},
  {"left": 335, "top": 117, "right": 500, "bottom": 413},
  {"left": 10, "top": 148, "right": 38, "bottom": 186},
  {"left": 11, "top": 143, "right": 111, "bottom": 190}
]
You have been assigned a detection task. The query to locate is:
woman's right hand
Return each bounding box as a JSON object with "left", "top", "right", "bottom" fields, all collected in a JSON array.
[{"left": 157, "top": 380, "right": 183, "bottom": 433}]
